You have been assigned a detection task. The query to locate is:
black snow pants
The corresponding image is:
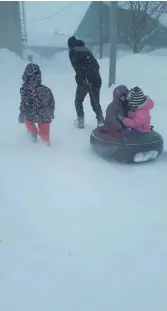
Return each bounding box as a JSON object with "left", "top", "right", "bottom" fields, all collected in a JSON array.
[{"left": 74, "top": 83, "right": 103, "bottom": 119}]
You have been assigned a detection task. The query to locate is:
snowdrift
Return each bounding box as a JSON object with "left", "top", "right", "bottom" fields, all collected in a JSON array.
[
  {"left": 0, "top": 49, "right": 26, "bottom": 82},
  {"left": 0, "top": 47, "right": 167, "bottom": 311}
]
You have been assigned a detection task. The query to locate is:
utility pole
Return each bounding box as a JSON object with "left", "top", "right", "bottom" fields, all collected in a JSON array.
[
  {"left": 108, "top": 1, "right": 118, "bottom": 87},
  {"left": 19, "top": 1, "right": 28, "bottom": 59},
  {"left": 20, "top": 1, "right": 28, "bottom": 45},
  {"left": 99, "top": 1, "right": 103, "bottom": 59}
]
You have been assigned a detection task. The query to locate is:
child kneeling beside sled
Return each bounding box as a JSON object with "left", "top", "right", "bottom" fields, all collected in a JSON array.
[
  {"left": 18, "top": 63, "right": 55, "bottom": 145},
  {"left": 116, "top": 86, "right": 154, "bottom": 134}
]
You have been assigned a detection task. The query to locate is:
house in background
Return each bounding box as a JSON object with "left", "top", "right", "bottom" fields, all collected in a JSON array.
[
  {"left": 27, "top": 1, "right": 167, "bottom": 58},
  {"left": 74, "top": 1, "right": 167, "bottom": 56},
  {"left": 27, "top": 33, "right": 69, "bottom": 58}
]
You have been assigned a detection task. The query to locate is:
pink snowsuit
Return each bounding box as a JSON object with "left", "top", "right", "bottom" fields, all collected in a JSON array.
[{"left": 122, "top": 97, "right": 154, "bottom": 133}]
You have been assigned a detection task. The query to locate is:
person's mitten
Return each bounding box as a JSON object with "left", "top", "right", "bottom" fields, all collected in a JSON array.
[
  {"left": 75, "top": 74, "right": 84, "bottom": 85},
  {"left": 75, "top": 74, "right": 88, "bottom": 88},
  {"left": 116, "top": 113, "right": 124, "bottom": 122},
  {"left": 83, "top": 79, "right": 88, "bottom": 88},
  {"left": 121, "top": 128, "right": 132, "bottom": 136},
  {"left": 18, "top": 112, "right": 25, "bottom": 124}
]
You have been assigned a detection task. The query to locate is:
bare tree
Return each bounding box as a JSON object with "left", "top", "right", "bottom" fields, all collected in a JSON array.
[{"left": 119, "top": 1, "right": 167, "bottom": 53}]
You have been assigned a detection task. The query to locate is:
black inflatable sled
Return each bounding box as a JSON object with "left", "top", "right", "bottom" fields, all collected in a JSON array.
[{"left": 90, "top": 127, "right": 164, "bottom": 163}]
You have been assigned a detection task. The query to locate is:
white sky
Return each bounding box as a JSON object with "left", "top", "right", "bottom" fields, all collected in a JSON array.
[{"left": 25, "top": 1, "right": 90, "bottom": 37}]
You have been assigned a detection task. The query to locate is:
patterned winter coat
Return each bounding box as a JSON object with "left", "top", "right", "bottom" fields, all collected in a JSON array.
[{"left": 20, "top": 63, "right": 55, "bottom": 124}]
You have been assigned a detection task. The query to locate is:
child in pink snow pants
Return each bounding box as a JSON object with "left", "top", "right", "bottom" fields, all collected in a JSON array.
[{"left": 19, "top": 63, "right": 55, "bottom": 144}]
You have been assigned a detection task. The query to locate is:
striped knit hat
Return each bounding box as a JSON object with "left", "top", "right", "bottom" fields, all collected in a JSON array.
[{"left": 129, "top": 87, "right": 146, "bottom": 109}]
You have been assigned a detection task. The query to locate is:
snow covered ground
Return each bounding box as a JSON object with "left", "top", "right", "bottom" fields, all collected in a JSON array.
[{"left": 0, "top": 48, "right": 167, "bottom": 311}]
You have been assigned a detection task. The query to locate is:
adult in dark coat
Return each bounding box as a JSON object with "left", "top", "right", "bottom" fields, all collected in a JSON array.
[{"left": 68, "top": 36, "right": 104, "bottom": 128}]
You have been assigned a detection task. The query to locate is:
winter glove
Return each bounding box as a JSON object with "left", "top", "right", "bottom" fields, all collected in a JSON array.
[
  {"left": 83, "top": 79, "right": 88, "bottom": 88},
  {"left": 121, "top": 128, "right": 132, "bottom": 136},
  {"left": 75, "top": 74, "right": 87, "bottom": 86},
  {"left": 116, "top": 113, "right": 124, "bottom": 122},
  {"left": 18, "top": 112, "right": 25, "bottom": 124}
]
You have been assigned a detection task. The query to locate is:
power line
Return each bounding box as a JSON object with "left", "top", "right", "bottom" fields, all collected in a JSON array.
[{"left": 28, "top": 3, "right": 74, "bottom": 23}]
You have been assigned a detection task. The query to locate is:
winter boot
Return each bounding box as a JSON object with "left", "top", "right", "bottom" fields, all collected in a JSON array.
[
  {"left": 42, "top": 138, "right": 51, "bottom": 146},
  {"left": 30, "top": 132, "right": 38, "bottom": 143},
  {"left": 96, "top": 115, "right": 104, "bottom": 127},
  {"left": 75, "top": 117, "right": 84, "bottom": 129}
]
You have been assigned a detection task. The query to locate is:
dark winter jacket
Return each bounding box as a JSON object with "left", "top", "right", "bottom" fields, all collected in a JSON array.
[
  {"left": 20, "top": 63, "right": 55, "bottom": 124},
  {"left": 68, "top": 36, "right": 102, "bottom": 88},
  {"left": 104, "top": 85, "right": 129, "bottom": 132}
]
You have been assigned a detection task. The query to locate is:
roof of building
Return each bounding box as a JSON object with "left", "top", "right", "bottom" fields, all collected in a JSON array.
[{"left": 26, "top": 1, "right": 167, "bottom": 47}]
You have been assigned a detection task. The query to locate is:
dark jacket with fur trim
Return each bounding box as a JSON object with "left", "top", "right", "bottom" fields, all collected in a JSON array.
[{"left": 20, "top": 63, "right": 55, "bottom": 124}]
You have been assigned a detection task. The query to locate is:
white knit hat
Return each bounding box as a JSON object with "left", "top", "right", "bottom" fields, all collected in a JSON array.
[{"left": 129, "top": 87, "right": 146, "bottom": 109}]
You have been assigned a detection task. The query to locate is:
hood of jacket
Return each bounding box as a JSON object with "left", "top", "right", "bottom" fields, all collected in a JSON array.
[
  {"left": 76, "top": 39, "right": 85, "bottom": 47},
  {"left": 68, "top": 36, "right": 85, "bottom": 49},
  {"left": 113, "top": 85, "right": 129, "bottom": 101},
  {"left": 104, "top": 85, "right": 128, "bottom": 132},
  {"left": 137, "top": 96, "right": 154, "bottom": 111},
  {"left": 22, "top": 63, "right": 42, "bottom": 88},
  {"left": 68, "top": 36, "right": 77, "bottom": 49}
]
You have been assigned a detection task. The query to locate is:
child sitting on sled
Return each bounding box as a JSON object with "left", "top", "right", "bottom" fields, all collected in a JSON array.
[
  {"left": 117, "top": 87, "right": 154, "bottom": 133},
  {"left": 18, "top": 63, "right": 55, "bottom": 145}
]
